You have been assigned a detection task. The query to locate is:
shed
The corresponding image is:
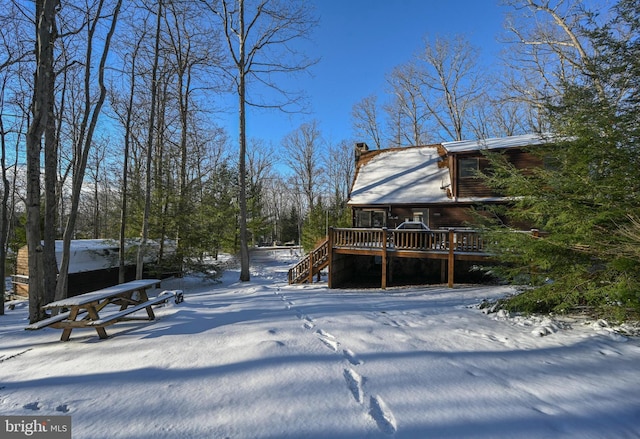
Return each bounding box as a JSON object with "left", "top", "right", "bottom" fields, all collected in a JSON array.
[{"left": 12, "top": 239, "right": 174, "bottom": 297}]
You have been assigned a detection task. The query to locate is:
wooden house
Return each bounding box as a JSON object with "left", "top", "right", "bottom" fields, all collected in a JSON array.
[
  {"left": 289, "top": 134, "right": 553, "bottom": 289},
  {"left": 348, "top": 133, "right": 551, "bottom": 229}
]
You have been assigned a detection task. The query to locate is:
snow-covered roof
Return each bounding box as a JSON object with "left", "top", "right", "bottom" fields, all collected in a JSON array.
[
  {"left": 53, "top": 239, "right": 121, "bottom": 274},
  {"left": 348, "top": 146, "right": 451, "bottom": 206},
  {"left": 348, "top": 134, "right": 555, "bottom": 207},
  {"left": 36, "top": 239, "right": 171, "bottom": 274},
  {"left": 442, "top": 133, "right": 553, "bottom": 154}
]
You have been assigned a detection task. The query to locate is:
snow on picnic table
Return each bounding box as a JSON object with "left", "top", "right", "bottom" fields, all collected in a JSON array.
[{"left": 1, "top": 249, "right": 639, "bottom": 439}]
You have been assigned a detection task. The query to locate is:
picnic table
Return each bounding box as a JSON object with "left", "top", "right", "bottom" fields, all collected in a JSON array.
[{"left": 26, "top": 279, "right": 174, "bottom": 341}]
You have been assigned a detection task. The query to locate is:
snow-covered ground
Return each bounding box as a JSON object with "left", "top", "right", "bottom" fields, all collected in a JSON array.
[{"left": 1, "top": 248, "right": 639, "bottom": 439}]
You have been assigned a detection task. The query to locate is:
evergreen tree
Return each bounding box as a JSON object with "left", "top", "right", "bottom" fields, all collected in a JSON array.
[
  {"left": 484, "top": 0, "right": 640, "bottom": 319},
  {"left": 301, "top": 197, "right": 327, "bottom": 252},
  {"left": 199, "top": 162, "right": 239, "bottom": 257},
  {"left": 281, "top": 206, "right": 300, "bottom": 245},
  {"left": 246, "top": 175, "right": 270, "bottom": 246}
]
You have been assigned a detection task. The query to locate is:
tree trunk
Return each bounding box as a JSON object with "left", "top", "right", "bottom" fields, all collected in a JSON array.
[
  {"left": 137, "top": 0, "right": 162, "bottom": 279},
  {"left": 119, "top": 59, "right": 136, "bottom": 283},
  {"left": 238, "top": 0, "right": 250, "bottom": 281},
  {"left": 26, "top": 0, "right": 57, "bottom": 323},
  {"left": 0, "top": 101, "right": 9, "bottom": 315},
  {"left": 55, "top": 0, "right": 122, "bottom": 301},
  {"left": 43, "top": 69, "right": 58, "bottom": 305}
]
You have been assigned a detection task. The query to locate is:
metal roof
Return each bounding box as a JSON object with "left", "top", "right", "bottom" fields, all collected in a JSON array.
[{"left": 442, "top": 133, "right": 553, "bottom": 154}]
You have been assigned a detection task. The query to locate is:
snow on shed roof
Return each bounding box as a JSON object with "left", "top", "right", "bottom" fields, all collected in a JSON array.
[
  {"left": 348, "top": 146, "right": 451, "bottom": 206},
  {"left": 442, "top": 133, "right": 553, "bottom": 154}
]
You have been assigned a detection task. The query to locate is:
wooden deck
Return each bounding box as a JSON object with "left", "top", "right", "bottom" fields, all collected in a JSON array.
[{"left": 289, "top": 228, "right": 492, "bottom": 289}]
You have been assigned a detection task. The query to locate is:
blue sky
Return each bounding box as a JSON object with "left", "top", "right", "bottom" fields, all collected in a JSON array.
[{"left": 239, "top": 0, "right": 510, "bottom": 148}]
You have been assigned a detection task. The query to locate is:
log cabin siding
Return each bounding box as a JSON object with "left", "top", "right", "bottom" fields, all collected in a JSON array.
[
  {"left": 428, "top": 206, "right": 475, "bottom": 228},
  {"left": 454, "top": 149, "right": 543, "bottom": 199}
]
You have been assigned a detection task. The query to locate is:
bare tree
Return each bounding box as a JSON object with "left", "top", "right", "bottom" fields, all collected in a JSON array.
[
  {"left": 351, "top": 95, "right": 383, "bottom": 149},
  {"left": 246, "top": 138, "right": 276, "bottom": 244},
  {"left": 109, "top": 21, "right": 147, "bottom": 282},
  {"left": 386, "top": 60, "right": 429, "bottom": 146},
  {"left": 261, "top": 173, "right": 288, "bottom": 243},
  {"left": 163, "top": 0, "right": 220, "bottom": 270},
  {"left": 86, "top": 138, "right": 108, "bottom": 238},
  {"left": 204, "top": 0, "right": 317, "bottom": 281},
  {"left": 324, "top": 139, "right": 354, "bottom": 205},
  {"left": 383, "top": 100, "right": 405, "bottom": 149},
  {"left": 0, "top": 0, "right": 30, "bottom": 315},
  {"left": 25, "top": 0, "right": 58, "bottom": 322},
  {"left": 282, "top": 120, "right": 324, "bottom": 212},
  {"left": 55, "top": 0, "right": 123, "bottom": 301},
  {"left": 136, "top": 0, "right": 162, "bottom": 280},
  {"left": 501, "top": 0, "right": 606, "bottom": 109},
  {"left": 0, "top": 79, "right": 9, "bottom": 316},
  {"left": 417, "top": 35, "right": 485, "bottom": 141},
  {"left": 381, "top": 35, "right": 484, "bottom": 145}
]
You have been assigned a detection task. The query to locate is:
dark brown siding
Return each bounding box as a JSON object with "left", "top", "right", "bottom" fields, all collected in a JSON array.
[
  {"left": 507, "top": 149, "right": 544, "bottom": 174},
  {"left": 429, "top": 206, "right": 475, "bottom": 228},
  {"left": 456, "top": 155, "right": 495, "bottom": 198},
  {"left": 455, "top": 149, "right": 543, "bottom": 198}
]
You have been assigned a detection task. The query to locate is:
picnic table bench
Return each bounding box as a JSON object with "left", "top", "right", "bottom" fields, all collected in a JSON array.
[{"left": 25, "top": 279, "right": 177, "bottom": 341}]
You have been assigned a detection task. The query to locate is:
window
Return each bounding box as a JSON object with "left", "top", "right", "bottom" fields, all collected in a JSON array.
[
  {"left": 355, "top": 210, "right": 385, "bottom": 227},
  {"left": 412, "top": 209, "right": 428, "bottom": 227},
  {"left": 372, "top": 211, "right": 385, "bottom": 227},
  {"left": 459, "top": 158, "right": 479, "bottom": 178}
]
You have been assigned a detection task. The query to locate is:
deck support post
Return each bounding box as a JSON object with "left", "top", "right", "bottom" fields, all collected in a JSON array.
[
  {"left": 381, "top": 228, "right": 388, "bottom": 289},
  {"left": 308, "top": 248, "right": 314, "bottom": 284},
  {"left": 448, "top": 229, "right": 455, "bottom": 288},
  {"left": 327, "top": 228, "right": 334, "bottom": 288}
]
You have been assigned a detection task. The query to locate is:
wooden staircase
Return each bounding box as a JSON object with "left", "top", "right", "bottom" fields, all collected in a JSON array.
[{"left": 288, "top": 239, "right": 329, "bottom": 284}]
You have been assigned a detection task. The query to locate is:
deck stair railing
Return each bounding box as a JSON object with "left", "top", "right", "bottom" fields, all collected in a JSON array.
[{"left": 288, "top": 238, "right": 330, "bottom": 284}]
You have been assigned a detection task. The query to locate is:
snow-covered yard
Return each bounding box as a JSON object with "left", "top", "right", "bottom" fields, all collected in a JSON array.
[{"left": 1, "top": 249, "right": 639, "bottom": 438}]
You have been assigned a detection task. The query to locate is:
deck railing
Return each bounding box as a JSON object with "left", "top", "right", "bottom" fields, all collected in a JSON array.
[
  {"left": 333, "top": 228, "right": 387, "bottom": 249},
  {"left": 289, "top": 228, "right": 490, "bottom": 286},
  {"left": 332, "top": 228, "right": 487, "bottom": 253}
]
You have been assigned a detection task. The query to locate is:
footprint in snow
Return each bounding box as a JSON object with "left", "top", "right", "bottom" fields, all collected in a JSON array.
[
  {"left": 343, "top": 349, "right": 363, "bottom": 366},
  {"left": 315, "top": 329, "right": 335, "bottom": 339},
  {"left": 56, "top": 404, "right": 70, "bottom": 413},
  {"left": 343, "top": 368, "right": 364, "bottom": 404},
  {"left": 317, "top": 335, "right": 339, "bottom": 352},
  {"left": 369, "top": 395, "right": 397, "bottom": 435},
  {"left": 296, "top": 312, "right": 313, "bottom": 325},
  {"left": 23, "top": 401, "right": 41, "bottom": 411}
]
